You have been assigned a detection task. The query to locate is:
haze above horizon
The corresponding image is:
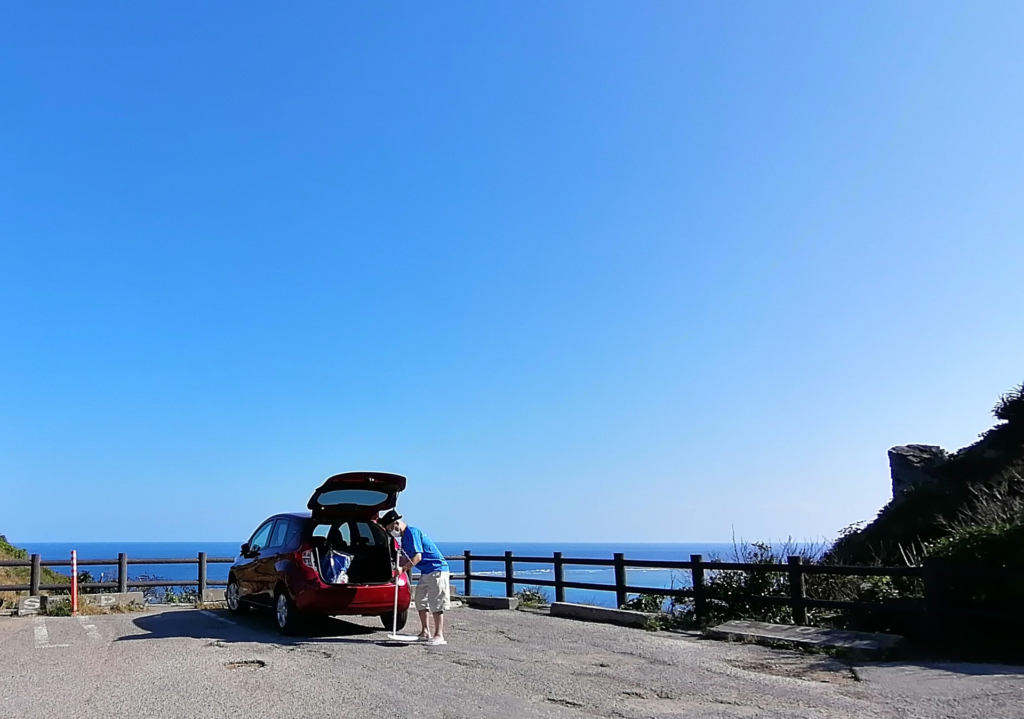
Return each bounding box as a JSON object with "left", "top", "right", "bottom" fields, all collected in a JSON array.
[{"left": 2, "top": 3, "right": 1023, "bottom": 544}]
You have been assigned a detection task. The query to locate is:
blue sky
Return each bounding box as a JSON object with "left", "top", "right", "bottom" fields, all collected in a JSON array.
[{"left": 2, "top": 3, "right": 1022, "bottom": 544}]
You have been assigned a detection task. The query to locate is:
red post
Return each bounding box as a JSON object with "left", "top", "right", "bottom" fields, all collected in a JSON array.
[{"left": 71, "top": 550, "right": 79, "bottom": 616}]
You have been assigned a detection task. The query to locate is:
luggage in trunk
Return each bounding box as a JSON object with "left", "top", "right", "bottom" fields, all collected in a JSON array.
[{"left": 309, "top": 520, "right": 393, "bottom": 585}]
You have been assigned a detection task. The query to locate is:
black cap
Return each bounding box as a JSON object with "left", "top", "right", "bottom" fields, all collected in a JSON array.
[{"left": 379, "top": 510, "right": 402, "bottom": 527}]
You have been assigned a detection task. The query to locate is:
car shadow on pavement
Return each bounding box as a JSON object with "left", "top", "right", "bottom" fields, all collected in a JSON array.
[{"left": 119, "top": 609, "right": 404, "bottom": 647}]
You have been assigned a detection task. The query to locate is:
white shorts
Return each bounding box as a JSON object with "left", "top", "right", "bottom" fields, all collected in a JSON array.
[{"left": 414, "top": 570, "right": 450, "bottom": 613}]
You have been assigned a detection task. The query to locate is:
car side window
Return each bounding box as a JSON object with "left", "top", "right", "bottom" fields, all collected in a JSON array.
[
  {"left": 283, "top": 520, "right": 302, "bottom": 548},
  {"left": 269, "top": 519, "right": 291, "bottom": 549},
  {"left": 250, "top": 521, "right": 275, "bottom": 552}
]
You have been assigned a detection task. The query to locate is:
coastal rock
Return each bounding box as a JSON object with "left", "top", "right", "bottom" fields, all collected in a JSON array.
[{"left": 889, "top": 444, "right": 948, "bottom": 500}]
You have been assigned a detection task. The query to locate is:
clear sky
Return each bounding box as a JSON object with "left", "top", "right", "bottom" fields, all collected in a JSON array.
[{"left": 2, "top": 3, "right": 1023, "bottom": 544}]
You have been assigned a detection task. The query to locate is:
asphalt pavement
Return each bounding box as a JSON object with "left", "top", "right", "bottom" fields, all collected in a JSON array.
[{"left": 1, "top": 605, "right": 1022, "bottom": 718}]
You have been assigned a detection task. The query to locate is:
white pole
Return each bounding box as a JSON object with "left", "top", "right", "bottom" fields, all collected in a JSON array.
[
  {"left": 387, "top": 537, "right": 415, "bottom": 641},
  {"left": 71, "top": 550, "right": 78, "bottom": 616},
  {"left": 392, "top": 565, "right": 400, "bottom": 636}
]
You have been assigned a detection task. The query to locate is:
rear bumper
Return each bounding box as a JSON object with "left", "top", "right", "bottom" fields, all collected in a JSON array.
[{"left": 294, "top": 578, "right": 411, "bottom": 616}]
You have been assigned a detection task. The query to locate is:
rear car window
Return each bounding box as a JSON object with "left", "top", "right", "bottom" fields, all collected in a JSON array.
[
  {"left": 353, "top": 522, "right": 380, "bottom": 545},
  {"left": 283, "top": 520, "right": 301, "bottom": 546},
  {"left": 311, "top": 522, "right": 382, "bottom": 545},
  {"left": 316, "top": 489, "right": 389, "bottom": 506},
  {"left": 312, "top": 523, "right": 351, "bottom": 543},
  {"left": 270, "top": 519, "right": 292, "bottom": 548}
]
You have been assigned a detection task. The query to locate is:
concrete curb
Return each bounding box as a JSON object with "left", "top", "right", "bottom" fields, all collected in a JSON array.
[
  {"left": 41, "top": 592, "right": 145, "bottom": 612},
  {"left": 466, "top": 596, "right": 520, "bottom": 610},
  {"left": 707, "top": 620, "right": 903, "bottom": 655},
  {"left": 549, "top": 602, "right": 654, "bottom": 629}
]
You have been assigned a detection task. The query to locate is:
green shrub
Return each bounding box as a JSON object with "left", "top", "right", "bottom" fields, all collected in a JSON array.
[
  {"left": 927, "top": 520, "right": 1024, "bottom": 613},
  {"left": 694, "top": 542, "right": 794, "bottom": 626},
  {"left": 621, "top": 593, "right": 666, "bottom": 613},
  {"left": 930, "top": 520, "right": 1024, "bottom": 565},
  {"left": 515, "top": 586, "right": 549, "bottom": 607},
  {"left": 163, "top": 586, "right": 200, "bottom": 604}
]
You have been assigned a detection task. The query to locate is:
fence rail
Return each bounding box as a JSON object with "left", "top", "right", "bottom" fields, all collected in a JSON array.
[
  {"left": 0, "top": 552, "right": 234, "bottom": 596},
  {"left": 451, "top": 550, "right": 941, "bottom": 621},
  {"left": 4, "top": 548, "right": 1019, "bottom": 626}
]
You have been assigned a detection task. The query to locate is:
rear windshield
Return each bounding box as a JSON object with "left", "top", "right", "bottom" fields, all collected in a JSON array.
[
  {"left": 311, "top": 521, "right": 385, "bottom": 546},
  {"left": 315, "top": 489, "right": 389, "bottom": 506}
]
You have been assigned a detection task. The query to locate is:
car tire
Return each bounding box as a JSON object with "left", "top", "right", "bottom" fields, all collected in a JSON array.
[
  {"left": 275, "top": 590, "right": 302, "bottom": 635},
  {"left": 226, "top": 579, "right": 247, "bottom": 615},
  {"left": 380, "top": 609, "right": 408, "bottom": 632}
]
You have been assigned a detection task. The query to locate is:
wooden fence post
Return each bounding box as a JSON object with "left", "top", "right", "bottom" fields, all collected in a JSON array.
[
  {"left": 691, "top": 554, "right": 707, "bottom": 622},
  {"left": 614, "top": 553, "right": 627, "bottom": 608},
  {"left": 922, "top": 556, "right": 943, "bottom": 640},
  {"left": 553, "top": 552, "right": 565, "bottom": 603},
  {"left": 787, "top": 556, "right": 807, "bottom": 625},
  {"left": 30, "top": 554, "right": 41, "bottom": 595},
  {"left": 118, "top": 553, "right": 128, "bottom": 593},
  {"left": 504, "top": 551, "right": 515, "bottom": 598},
  {"left": 198, "top": 552, "right": 207, "bottom": 601},
  {"left": 463, "top": 550, "right": 473, "bottom": 597}
]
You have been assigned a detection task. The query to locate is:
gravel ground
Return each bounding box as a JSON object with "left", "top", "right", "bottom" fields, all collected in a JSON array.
[{"left": 1, "top": 605, "right": 1022, "bottom": 718}]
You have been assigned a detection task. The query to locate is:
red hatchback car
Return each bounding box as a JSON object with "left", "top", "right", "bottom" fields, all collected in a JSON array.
[{"left": 226, "top": 471, "right": 412, "bottom": 634}]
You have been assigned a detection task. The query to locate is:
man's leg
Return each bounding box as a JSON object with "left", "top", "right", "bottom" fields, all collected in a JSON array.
[
  {"left": 414, "top": 580, "right": 430, "bottom": 638},
  {"left": 429, "top": 571, "right": 448, "bottom": 641}
]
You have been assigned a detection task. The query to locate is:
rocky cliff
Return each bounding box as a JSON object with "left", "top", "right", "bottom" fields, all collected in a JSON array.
[{"left": 829, "top": 384, "right": 1024, "bottom": 565}]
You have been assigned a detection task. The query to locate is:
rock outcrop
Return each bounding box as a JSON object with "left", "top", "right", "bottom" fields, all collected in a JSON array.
[{"left": 889, "top": 445, "right": 948, "bottom": 502}]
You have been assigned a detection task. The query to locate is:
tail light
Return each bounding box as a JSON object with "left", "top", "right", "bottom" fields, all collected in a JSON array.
[
  {"left": 296, "top": 544, "right": 319, "bottom": 579},
  {"left": 301, "top": 548, "right": 317, "bottom": 570}
]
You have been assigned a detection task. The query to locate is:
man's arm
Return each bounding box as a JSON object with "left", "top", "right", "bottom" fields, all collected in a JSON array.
[
  {"left": 400, "top": 528, "right": 424, "bottom": 574},
  {"left": 401, "top": 552, "right": 422, "bottom": 574}
]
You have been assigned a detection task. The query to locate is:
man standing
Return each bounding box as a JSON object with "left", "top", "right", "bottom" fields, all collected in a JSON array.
[{"left": 379, "top": 510, "right": 450, "bottom": 645}]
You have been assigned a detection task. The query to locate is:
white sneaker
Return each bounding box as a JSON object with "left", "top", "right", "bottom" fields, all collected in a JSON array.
[{"left": 426, "top": 636, "right": 447, "bottom": 646}]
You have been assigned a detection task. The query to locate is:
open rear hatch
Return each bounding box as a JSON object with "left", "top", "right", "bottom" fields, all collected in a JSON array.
[{"left": 307, "top": 471, "right": 407, "bottom": 522}]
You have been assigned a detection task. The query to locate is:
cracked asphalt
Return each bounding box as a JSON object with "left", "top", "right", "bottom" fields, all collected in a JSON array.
[{"left": 1, "top": 605, "right": 1022, "bottom": 718}]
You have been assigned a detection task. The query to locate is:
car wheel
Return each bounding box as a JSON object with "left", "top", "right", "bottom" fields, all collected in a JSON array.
[
  {"left": 275, "top": 590, "right": 302, "bottom": 635},
  {"left": 226, "top": 579, "right": 247, "bottom": 615},
  {"left": 380, "top": 609, "right": 408, "bottom": 632}
]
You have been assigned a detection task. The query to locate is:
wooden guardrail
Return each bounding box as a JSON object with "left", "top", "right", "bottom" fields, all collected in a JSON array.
[
  {"left": 452, "top": 551, "right": 1024, "bottom": 625},
  {"left": 4, "top": 549, "right": 1019, "bottom": 626},
  {"left": 0, "top": 553, "right": 234, "bottom": 597}
]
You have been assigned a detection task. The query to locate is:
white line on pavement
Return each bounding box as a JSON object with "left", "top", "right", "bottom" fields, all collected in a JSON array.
[
  {"left": 200, "top": 610, "right": 236, "bottom": 626},
  {"left": 77, "top": 615, "right": 102, "bottom": 641},
  {"left": 33, "top": 619, "right": 48, "bottom": 648},
  {"left": 33, "top": 618, "right": 70, "bottom": 649}
]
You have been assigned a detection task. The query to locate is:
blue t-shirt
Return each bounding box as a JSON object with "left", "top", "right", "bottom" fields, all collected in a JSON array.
[{"left": 401, "top": 525, "right": 449, "bottom": 575}]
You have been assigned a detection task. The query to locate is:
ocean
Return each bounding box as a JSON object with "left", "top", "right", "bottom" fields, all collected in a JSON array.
[{"left": 19, "top": 541, "right": 737, "bottom": 607}]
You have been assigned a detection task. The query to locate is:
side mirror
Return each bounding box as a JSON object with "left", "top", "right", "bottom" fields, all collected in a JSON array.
[{"left": 240, "top": 543, "right": 251, "bottom": 557}]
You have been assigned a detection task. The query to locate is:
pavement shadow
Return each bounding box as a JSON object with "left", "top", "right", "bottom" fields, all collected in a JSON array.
[{"left": 119, "top": 608, "right": 399, "bottom": 647}]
